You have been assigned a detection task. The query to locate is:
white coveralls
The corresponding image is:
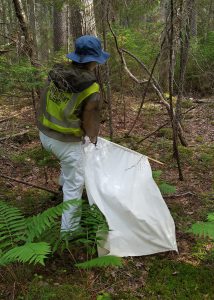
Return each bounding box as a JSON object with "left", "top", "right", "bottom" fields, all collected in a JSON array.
[{"left": 39, "top": 131, "right": 84, "bottom": 232}]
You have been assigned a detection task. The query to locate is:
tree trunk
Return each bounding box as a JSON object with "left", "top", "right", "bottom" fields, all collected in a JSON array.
[
  {"left": 190, "top": 0, "right": 197, "bottom": 37},
  {"left": 53, "top": 3, "right": 66, "bottom": 52},
  {"left": 70, "top": 1, "right": 83, "bottom": 45},
  {"left": 159, "top": 0, "right": 170, "bottom": 92},
  {"left": 81, "top": 0, "right": 97, "bottom": 36},
  {"left": 12, "top": 0, "right": 35, "bottom": 63}
]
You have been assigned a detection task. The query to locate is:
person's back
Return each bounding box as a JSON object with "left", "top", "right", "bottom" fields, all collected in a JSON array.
[
  {"left": 38, "top": 35, "right": 110, "bottom": 233},
  {"left": 38, "top": 61, "right": 100, "bottom": 143}
]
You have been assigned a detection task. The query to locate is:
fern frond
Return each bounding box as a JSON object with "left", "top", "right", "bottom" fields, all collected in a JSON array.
[
  {"left": 76, "top": 255, "right": 123, "bottom": 269},
  {"left": 159, "top": 183, "right": 176, "bottom": 195},
  {"left": 189, "top": 222, "right": 214, "bottom": 239},
  {"left": 26, "top": 199, "right": 81, "bottom": 242},
  {"left": 0, "top": 201, "right": 27, "bottom": 251},
  {"left": 207, "top": 213, "right": 214, "bottom": 222},
  {"left": 0, "top": 242, "right": 51, "bottom": 266}
]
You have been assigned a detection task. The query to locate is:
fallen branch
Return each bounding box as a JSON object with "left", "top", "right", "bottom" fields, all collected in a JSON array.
[
  {"left": 121, "top": 49, "right": 187, "bottom": 146},
  {"left": 0, "top": 174, "right": 58, "bottom": 195},
  {"left": 0, "top": 113, "right": 21, "bottom": 124},
  {"left": 164, "top": 191, "right": 195, "bottom": 198},
  {"left": 137, "top": 122, "right": 169, "bottom": 144},
  {"left": 107, "top": 14, "right": 187, "bottom": 146},
  {"left": 0, "top": 130, "right": 30, "bottom": 142}
]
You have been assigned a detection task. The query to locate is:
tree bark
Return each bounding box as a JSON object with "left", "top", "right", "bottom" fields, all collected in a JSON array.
[
  {"left": 70, "top": 0, "right": 83, "bottom": 44},
  {"left": 12, "top": 0, "right": 35, "bottom": 62},
  {"left": 81, "top": 0, "right": 97, "bottom": 36},
  {"left": 168, "top": 0, "right": 184, "bottom": 180},
  {"left": 53, "top": 3, "right": 66, "bottom": 52}
]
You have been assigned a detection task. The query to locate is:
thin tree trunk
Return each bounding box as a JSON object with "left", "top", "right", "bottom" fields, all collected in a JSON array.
[
  {"left": 169, "top": 0, "right": 183, "bottom": 180},
  {"left": 82, "top": 0, "right": 97, "bottom": 36},
  {"left": 12, "top": 0, "right": 35, "bottom": 63},
  {"left": 70, "top": 1, "right": 83, "bottom": 44},
  {"left": 102, "top": 0, "right": 113, "bottom": 139},
  {"left": 53, "top": 3, "right": 65, "bottom": 52}
]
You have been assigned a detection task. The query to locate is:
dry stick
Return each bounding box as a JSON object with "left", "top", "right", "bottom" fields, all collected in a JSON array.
[
  {"left": 0, "top": 130, "right": 30, "bottom": 142},
  {"left": 0, "top": 174, "right": 58, "bottom": 195},
  {"left": 121, "top": 49, "right": 188, "bottom": 146},
  {"left": 137, "top": 105, "right": 198, "bottom": 144},
  {"left": 125, "top": 51, "right": 161, "bottom": 136},
  {"left": 106, "top": 14, "right": 187, "bottom": 146},
  {"left": 0, "top": 113, "right": 21, "bottom": 124},
  {"left": 164, "top": 191, "right": 195, "bottom": 198},
  {"left": 137, "top": 122, "right": 169, "bottom": 144}
]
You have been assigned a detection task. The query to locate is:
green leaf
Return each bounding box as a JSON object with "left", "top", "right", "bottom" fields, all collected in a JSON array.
[
  {"left": 0, "top": 201, "right": 27, "bottom": 251},
  {"left": 189, "top": 222, "right": 214, "bottom": 239},
  {"left": 26, "top": 199, "right": 81, "bottom": 242},
  {"left": 97, "top": 293, "right": 112, "bottom": 300},
  {"left": 75, "top": 255, "right": 123, "bottom": 269},
  {"left": 207, "top": 213, "right": 214, "bottom": 222},
  {"left": 0, "top": 242, "right": 51, "bottom": 266}
]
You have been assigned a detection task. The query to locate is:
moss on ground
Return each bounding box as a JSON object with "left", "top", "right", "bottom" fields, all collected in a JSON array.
[
  {"left": 11, "top": 146, "right": 58, "bottom": 167},
  {"left": 25, "top": 281, "right": 90, "bottom": 300},
  {"left": 143, "top": 259, "right": 214, "bottom": 299}
]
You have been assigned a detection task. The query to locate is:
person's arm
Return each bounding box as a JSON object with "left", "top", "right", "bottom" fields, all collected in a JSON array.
[{"left": 82, "top": 93, "right": 101, "bottom": 144}]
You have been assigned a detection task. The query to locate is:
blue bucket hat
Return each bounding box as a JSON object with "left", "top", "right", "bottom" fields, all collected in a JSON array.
[{"left": 66, "top": 35, "right": 110, "bottom": 64}]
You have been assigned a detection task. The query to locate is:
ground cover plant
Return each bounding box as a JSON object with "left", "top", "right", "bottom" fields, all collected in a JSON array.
[{"left": 0, "top": 0, "right": 214, "bottom": 299}]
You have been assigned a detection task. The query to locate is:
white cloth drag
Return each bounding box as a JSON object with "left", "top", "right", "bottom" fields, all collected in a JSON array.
[{"left": 83, "top": 138, "right": 177, "bottom": 257}]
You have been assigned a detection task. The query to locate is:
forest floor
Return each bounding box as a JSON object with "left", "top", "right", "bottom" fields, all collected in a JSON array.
[{"left": 0, "top": 93, "right": 214, "bottom": 300}]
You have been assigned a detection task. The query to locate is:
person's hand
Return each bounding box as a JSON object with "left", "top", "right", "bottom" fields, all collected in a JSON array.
[{"left": 90, "top": 136, "right": 97, "bottom": 146}]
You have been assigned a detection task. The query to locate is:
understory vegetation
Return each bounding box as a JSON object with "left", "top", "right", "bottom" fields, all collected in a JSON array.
[{"left": 0, "top": 0, "right": 214, "bottom": 299}]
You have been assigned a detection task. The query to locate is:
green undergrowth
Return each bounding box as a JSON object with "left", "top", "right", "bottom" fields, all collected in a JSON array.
[
  {"left": 9, "top": 189, "right": 54, "bottom": 216},
  {"left": 152, "top": 170, "right": 176, "bottom": 195},
  {"left": 158, "top": 127, "right": 173, "bottom": 140},
  {"left": 11, "top": 146, "right": 58, "bottom": 167},
  {"left": 143, "top": 259, "right": 214, "bottom": 299},
  {"left": 197, "top": 144, "right": 214, "bottom": 170},
  {"left": 25, "top": 280, "right": 90, "bottom": 300}
]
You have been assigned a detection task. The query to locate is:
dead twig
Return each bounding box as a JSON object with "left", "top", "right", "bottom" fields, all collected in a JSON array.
[
  {"left": 0, "top": 174, "right": 58, "bottom": 195},
  {"left": 0, "top": 130, "right": 30, "bottom": 142},
  {"left": 164, "top": 191, "right": 195, "bottom": 198},
  {"left": 136, "top": 105, "right": 198, "bottom": 145},
  {"left": 137, "top": 122, "right": 169, "bottom": 144},
  {"left": 0, "top": 113, "right": 21, "bottom": 124},
  {"left": 107, "top": 15, "right": 187, "bottom": 146}
]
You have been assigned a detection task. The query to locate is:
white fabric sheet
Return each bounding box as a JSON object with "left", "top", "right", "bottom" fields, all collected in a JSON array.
[{"left": 84, "top": 138, "right": 177, "bottom": 257}]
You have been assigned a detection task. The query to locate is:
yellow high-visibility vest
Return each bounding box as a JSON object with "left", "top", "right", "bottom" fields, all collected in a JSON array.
[{"left": 40, "top": 81, "right": 99, "bottom": 137}]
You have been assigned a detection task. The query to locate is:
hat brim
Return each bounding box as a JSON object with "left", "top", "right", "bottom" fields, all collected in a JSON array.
[{"left": 66, "top": 50, "right": 110, "bottom": 64}]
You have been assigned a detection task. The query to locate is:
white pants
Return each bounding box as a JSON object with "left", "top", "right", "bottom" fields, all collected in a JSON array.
[{"left": 39, "top": 131, "right": 84, "bottom": 232}]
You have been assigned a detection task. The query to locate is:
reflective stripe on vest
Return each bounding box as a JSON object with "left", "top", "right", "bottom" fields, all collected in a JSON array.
[{"left": 40, "top": 81, "right": 99, "bottom": 136}]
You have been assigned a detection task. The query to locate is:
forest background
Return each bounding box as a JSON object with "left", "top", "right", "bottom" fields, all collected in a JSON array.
[{"left": 0, "top": 0, "right": 214, "bottom": 299}]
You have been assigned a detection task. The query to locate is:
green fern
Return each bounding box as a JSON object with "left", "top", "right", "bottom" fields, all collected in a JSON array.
[
  {"left": 0, "top": 201, "right": 27, "bottom": 251},
  {"left": 69, "top": 202, "right": 109, "bottom": 251},
  {"left": 0, "top": 199, "right": 112, "bottom": 268},
  {"left": 207, "top": 213, "right": 214, "bottom": 222},
  {"left": 75, "top": 255, "right": 123, "bottom": 269},
  {"left": 0, "top": 242, "right": 51, "bottom": 266},
  {"left": 26, "top": 199, "right": 81, "bottom": 242},
  {"left": 0, "top": 200, "right": 81, "bottom": 266},
  {"left": 189, "top": 213, "right": 214, "bottom": 239}
]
